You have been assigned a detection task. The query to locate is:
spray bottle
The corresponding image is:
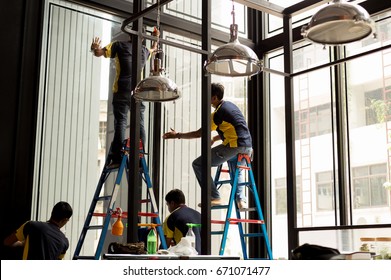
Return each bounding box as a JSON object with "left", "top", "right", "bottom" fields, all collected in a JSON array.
[
  {"left": 186, "top": 223, "right": 201, "bottom": 250},
  {"left": 147, "top": 226, "right": 157, "bottom": 254},
  {"left": 111, "top": 207, "right": 124, "bottom": 236}
]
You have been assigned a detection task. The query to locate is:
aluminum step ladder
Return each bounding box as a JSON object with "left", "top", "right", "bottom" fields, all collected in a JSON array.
[
  {"left": 211, "top": 153, "right": 273, "bottom": 260},
  {"left": 73, "top": 139, "right": 167, "bottom": 260}
]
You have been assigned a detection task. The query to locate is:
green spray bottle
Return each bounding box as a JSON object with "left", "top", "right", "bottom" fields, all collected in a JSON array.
[{"left": 186, "top": 223, "right": 201, "bottom": 249}]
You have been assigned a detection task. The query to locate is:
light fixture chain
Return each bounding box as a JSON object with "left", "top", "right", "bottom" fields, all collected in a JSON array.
[
  {"left": 231, "top": 0, "right": 235, "bottom": 26},
  {"left": 157, "top": 0, "right": 160, "bottom": 46}
]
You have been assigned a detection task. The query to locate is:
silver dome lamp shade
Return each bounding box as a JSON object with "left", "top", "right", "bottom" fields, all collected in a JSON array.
[
  {"left": 133, "top": 0, "right": 180, "bottom": 103},
  {"left": 204, "top": 1, "right": 262, "bottom": 78},
  {"left": 134, "top": 51, "right": 181, "bottom": 102},
  {"left": 301, "top": 0, "right": 376, "bottom": 45}
]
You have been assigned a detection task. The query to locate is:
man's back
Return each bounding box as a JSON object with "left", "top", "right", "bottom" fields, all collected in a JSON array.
[
  {"left": 18, "top": 221, "right": 69, "bottom": 260},
  {"left": 105, "top": 41, "right": 150, "bottom": 94},
  {"left": 165, "top": 205, "right": 201, "bottom": 253},
  {"left": 212, "top": 100, "right": 252, "bottom": 147}
]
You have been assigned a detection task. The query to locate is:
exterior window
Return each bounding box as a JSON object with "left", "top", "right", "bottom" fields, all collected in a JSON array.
[
  {"left": 352, "top": 164, "right": 388, "bottom": 208},
  {"left": 275, "top": 178, "right": 287, "bottom": 215},
  {"left": 365, "top": 88, "right": 391, "bottom": 126},
  {"left": 99, "top": 121, "right": 106, "bottom": 150},
  {"left": 275, "top": 177, "right": 302, "bottom": 215},
  {"left": 316, "top": 171, "right": 334, "bottom": 211},
  {"left": 294, "top": 103, "right": 332, "bottom": 140}
]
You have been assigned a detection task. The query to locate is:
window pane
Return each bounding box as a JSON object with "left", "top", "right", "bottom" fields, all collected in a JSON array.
[
  {"left": 346, "top": 12, "right": 391, "bottom": 224},
  {"left": 162, "top": 0, "right": 248, "bottom": 36}
]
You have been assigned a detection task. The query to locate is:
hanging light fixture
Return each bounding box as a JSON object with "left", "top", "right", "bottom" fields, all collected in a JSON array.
[
  {"left": 301, "top": 0, "right": 376, "bottom": 45},
  {"left": 204, "top": 0, "right": 262, "bottom": 78},
  {"left": 133, "top": 0, "right": 180, "bottom": 102}
]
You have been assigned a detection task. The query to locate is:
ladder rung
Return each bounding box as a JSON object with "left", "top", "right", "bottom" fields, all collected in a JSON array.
[
  {"left": 140, "top": 199, "right": 151, "bottom": 203},
  {"left": 87, "top": 225, "right": 104, "bottom": 230},
  {"left": 237, "top": 165, "right": 250, "bottom": 170},
  {"left": 138, "top": 212, "right": 158, "bottom": 217},
  {"left": 211, "top": 230, "right": 225, "bottom": 235},
  {"left": 138, "top": 223, "right": 160, "bottom": 227},
  {"left": 211, "top": 219, "right": 247, "bottom": 225},
  {"left": 238, "top": 207, "right": 256, "bottom": 212},
  {"left": 228, "top": 218, "right": 264, "bottom": 224},
  {"left": 237, "top": 182, "right": 250, "bottom": 186},
  {"left": 215, "top": 179, "right": 231, "bottom": 184},
  {"left": 211, "top": 220, "right": 226, "bottom": 224},
  {"left": 96, "top": 195, "right": 112, "bottom": 201},
  {"left": 92, "top": 213, "right": 110, "bottom": 217}
]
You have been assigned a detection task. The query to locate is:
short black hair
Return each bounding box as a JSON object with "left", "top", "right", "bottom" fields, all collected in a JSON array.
[
  {"left": 211, "top": 83, "right": 224, "bottom": 100},
  {"left": 165, "top": 189, "right": 186, "bottom": 204},
  {"left": 50, "top": 201, "right": 73, "bottom": 222}
]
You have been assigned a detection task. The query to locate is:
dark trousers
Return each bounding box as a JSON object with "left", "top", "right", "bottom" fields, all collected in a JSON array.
[{"left": 111, "top": 92, "right": 145, "bottom": 161}]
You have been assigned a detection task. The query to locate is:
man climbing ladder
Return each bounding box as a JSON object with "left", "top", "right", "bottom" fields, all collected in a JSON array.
[{"left": 162, "top": 83, "right": 252, "bottom": 208}]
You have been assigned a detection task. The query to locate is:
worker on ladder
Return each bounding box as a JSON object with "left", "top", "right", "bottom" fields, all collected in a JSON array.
[{"left": 163, "top": 83, "right": 253, "bottom": 209}]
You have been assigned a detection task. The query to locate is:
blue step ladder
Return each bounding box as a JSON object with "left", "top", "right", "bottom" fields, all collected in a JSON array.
[
  {"left": 211, "top": 153, "right": 273, "bottom": 260},
  {"left": 73, "top": 139, "right": 167, "bottom": 260}
]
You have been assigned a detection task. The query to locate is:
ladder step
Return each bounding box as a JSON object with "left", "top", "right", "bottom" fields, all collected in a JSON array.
[
  {"left": 238, "top": 207, "right": 257, "bottom": 212},
  {"left": 237, "top": 165, "right": 250, "bottom": 170},
  {"left": 211, "top": 231, "right": 225, "bottom": 235},
  {"left": 96, "top": 195, "right": 112, "bottom": 201},
  {"left": 228, "top": 218, "right": 264, "bottom": 224},
  {"left": 215, "top": 179, "right": 231, "bottom": 184},
  {"left": 138, "top": 212, "right": 158, "bottom": 218},
  {"left": 87, "top": 225, "right": 104, "bottom": 230}
]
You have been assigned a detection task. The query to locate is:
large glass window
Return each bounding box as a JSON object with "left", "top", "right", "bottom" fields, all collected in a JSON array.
[
  {"left": 34, "top": 0, "right": 122, "bottom": 259},
  {"left": 268, "top": 8, "right": 391, "bottom": 259},
  {"left": 345, "top": 12, "right": 391, "bottom": 225}
]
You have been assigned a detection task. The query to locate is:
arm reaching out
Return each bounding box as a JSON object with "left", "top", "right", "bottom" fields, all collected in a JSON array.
[{"left": 163, "top": 128, "right": 202, "bottom": 140}]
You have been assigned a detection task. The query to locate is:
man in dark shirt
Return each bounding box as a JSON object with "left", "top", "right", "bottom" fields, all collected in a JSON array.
[
  {"left": 4, "top": 201, "right": 73, "bottom": 260},
  {"left": 163, "top": 189, "right": 202, "bottom": 254},
  {"left": 163, "top": 83, "right": 253, "bottom": 209},
  {"left": 91, "top": 28, "right": 159, "bottom": 167}
]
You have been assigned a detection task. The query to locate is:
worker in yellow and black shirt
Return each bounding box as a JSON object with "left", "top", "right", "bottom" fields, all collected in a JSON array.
[
  {"left": 163, "top": 189, "right": 201, "bottom": 254},
  {"left": 163, "top": 83, "right": 253, "bottom": 209},
  {"left": 3, "top": 201, "right": 73, "bottom": 260},
  {"left": 91, "top": 27, "right": 159, "bottom": 168}
]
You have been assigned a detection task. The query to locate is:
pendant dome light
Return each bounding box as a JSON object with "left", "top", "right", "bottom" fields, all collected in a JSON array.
[
  {"left": 301, "top": 0, "right": 376, "bottom": 45},
  {"left": 204, "top": 0, "right": 262, "bottom": 78},
  {"left": 133, "top": 0, "right": 180, "bottom": 102}
]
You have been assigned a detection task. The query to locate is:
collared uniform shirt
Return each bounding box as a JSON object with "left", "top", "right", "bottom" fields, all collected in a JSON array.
[
  {"left": 211, "top": 100, "right": 252, "bottom": 147},
  {"left": 15, "top": 221, "right": 69, "bottom": 260}
]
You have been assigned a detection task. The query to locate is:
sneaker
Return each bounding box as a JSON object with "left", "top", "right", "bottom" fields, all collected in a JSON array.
[
  {"left": 197, "top": 198, "right": 222, "bottom": 208},
  {"left": 237, "top": 200, "right": 247, "bottom": 210}
]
